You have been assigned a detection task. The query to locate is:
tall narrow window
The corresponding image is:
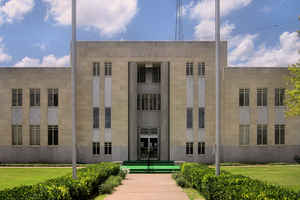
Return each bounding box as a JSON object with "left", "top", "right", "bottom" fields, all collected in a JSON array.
[
  {"left": 104, "top": 62, "right": 112, "bottom": 76},
  {"left": 12, "top": 89, "right": 22, "bottom": 106},
  {"left": 30, "top": 88, "right": 40, "bottom": 107},
  {"left": 275, "top": 124, "right": 285, "bottom": 145},
  {"left": 187, "top": 108, "right": 193, "bottom": 129},
  {"left": 239, "top": 88, "right": 249, "bottom": 107},
  {"left": 186, "top": 62, "right": 193, "bottom": 76},
  {"left": 257, "top": 124, "right": 267, "bottom": 145},
  {"left": 198, "top": 142, "right": 205, "bottom": 154},
  {"left": 48, "top": 125, "right": 58, "bottom": 145},
  {"left": 93, "top": 107, "right": 100, "bottom": 129},
  {"left": 153, "top": 94, "right": 157, "bottom": 110},
  {"left": 257, "top": 88, "right": 268, "bottom": 106},
  {"left": 93, "top": 142, "right": 100, "bottom": 155},
  {"left": 186, "top": 142, "right": 193, "bottom": 155},
  {"left": 275, "top": 88, "right": 285, "bottom": 106},
  {"left": 137, "top": 94, "right": 141, "bottom": 110},
  {"left": 198, "top": 62, "right": 205, "bottom": 76},
  {"left": 12, "top": 125, "right": 22, "bottom": 145},
  {"left": 48, "top": 88, "right": 58, "bottom": 107},
  {"left": 157, "top": 94, "right": 161, "bottom": 110},
  {"left": 149, "top": 94, "right": 154, "bottom": 110},
  {"left": 93, "top": 62, "right": 100, "bottom": 76},
  {"left": 199, "top": 107, "right": 205, "bottom": 128},
  {"left": 105, "top": 142, "right": 112, "bottom": 155},
  {"left": 152, "top": 65, "right": 161, "bottom": 83},
  {"left": 239, "top": 125, "right": 250, "bottom": 145},
  {"left": 137, "top": 65, "right": 146, "bottom": 83},
  {"left": 105, "top": 107, "right": 111, "bottom": 128},
  {"left": 30, "top": 125, "right": 40, "bottom": 145}
]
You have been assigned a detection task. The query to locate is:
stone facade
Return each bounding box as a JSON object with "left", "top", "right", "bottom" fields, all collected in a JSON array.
[{"left": 0, "top": 41, "right": 299, "bottom": 163}]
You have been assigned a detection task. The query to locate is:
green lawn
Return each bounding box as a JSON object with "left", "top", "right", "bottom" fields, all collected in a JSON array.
[
  {"left": 222, "top": 165, "right": 300, "bottom": 192},
  {"left": 0, "top": 168, "right": 71, "bottom": 190}
]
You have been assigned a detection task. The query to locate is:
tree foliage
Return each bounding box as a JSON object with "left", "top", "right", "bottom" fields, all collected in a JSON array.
[{"left": 286, "top": 64, "right": 300, "bottom": 117}]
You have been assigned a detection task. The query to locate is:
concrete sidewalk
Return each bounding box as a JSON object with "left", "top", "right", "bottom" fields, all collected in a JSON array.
[{"left": 105, "top": 174, "right": 189, "bottom": 200}]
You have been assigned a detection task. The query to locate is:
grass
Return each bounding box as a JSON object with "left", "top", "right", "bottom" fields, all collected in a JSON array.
[
  {"left": 0, "top": 168, "right": 71, "bottom": 190},
  {"left": 94, "top": 194, "right": 106, "bottom": 200},
  {"left": 183, "top": 188, "right": 205, "bottom": 200},
  {"left": 222, "top": 164, "right": 300, "bottom": 192}
]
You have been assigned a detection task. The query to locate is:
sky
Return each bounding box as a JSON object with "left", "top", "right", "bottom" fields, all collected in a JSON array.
[{"left": 0, "top": 0, "right": 299, "bottom": 67}]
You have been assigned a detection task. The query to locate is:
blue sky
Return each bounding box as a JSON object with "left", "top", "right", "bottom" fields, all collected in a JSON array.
[{"left": 0, "top": 0, "right": 299, "bottom": 67}]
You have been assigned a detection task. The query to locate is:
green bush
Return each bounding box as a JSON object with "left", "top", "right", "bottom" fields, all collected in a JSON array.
[
  {"left": 99, "top": 175, "right": 123, "bottom": 194},
  {"left": 180, "top": 162, "right": 300, "bottom": 200},
  {"left": 0, "top": 162, "right": 120, "bottom": 200},
  {"left": 119, "top": 168, "right": 128, "bottom": 179}
]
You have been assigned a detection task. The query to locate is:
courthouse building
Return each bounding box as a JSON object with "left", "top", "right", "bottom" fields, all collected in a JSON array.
[{"left": 0, "top": 41, "right": 299, "bottom": 163}]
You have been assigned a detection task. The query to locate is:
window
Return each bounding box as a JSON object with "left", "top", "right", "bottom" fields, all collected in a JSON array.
[
  {"left": 239, "top": 125, "right": 250, "bottom": 145},
  {"left": 198, "top": 62, "right": 205, "bottom": 76},
  {"left": 257, "top": 124, "right": 267, "bottom": 145},
  {"left": 104, "top": 62, "right": 112, "bottom": 76},
  {"left": 93, "top": 107, "right": 99, "bottom": 129},
  {"left": 257, "top": 88, "right": 268, "bottom": 106},
  {"left": 12, "top": 125, "right": 22, "bottom": 145},
  {"left": 239, "top": 88, "right": 249, "bottom": 107},
  {"left": 12, "top": 89, "right": 22, "bottom": 106},
  {"left": 137, "top": 94, "right": 141, "bottom": 110},
  {"left": 30, "top": 88, "right": 40, "bottom": 107},
  {"left": 187, "top": 108, "right": 193, "bottom": 128},
  {"left": 93, "top": 142, "right": 100, "bottom": 155},
  {"left": 186, "top": 142, "right": 193, "bottom": 155},
  {"left": 275, "top": 124, "right": 285, "bottom": 145},
  {"left": 152, "top": 65, "right": 161, "bottom": 83},
  {"left": 137, "top": 65, "right": 146, "bottom": 83},
  {"left": 157, "top": 94, "right": 161, "bottom": 110},
  {"left": 105, "top": 107, "right": 111, "bottom": 128},
  {"left": 30, "top": 125, "right": 40, "bottom": 145},
  {"left": 199, "top": 107, "right": 205, "bottom": 128},
  {"left": 275, "top": 88, "right": 285, "bottom": 106},
  {"left": 48, "top": 88, "right": 58, "bottom": 107},
  {"left": 142, "top": 94, "right": 148, "bottom": 110},
  {"left": 93, "top": 62, "right": 100, "bottom": 76},
  {"left": 104, "top": 142, "right": 112, "bottom": 155},
  {"left": 186, "top": 62, "right": 193, "bottom": 76},
  {"left": 48, "top": 125, "right": 58, "bottom": 145},
  {"left": 198, "top": 142, "right": 205, "bottom": 154}
]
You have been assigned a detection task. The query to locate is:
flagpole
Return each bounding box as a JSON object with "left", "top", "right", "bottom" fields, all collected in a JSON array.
[
  {"left": 71, "top": 0, "right": 77, "bottom": 179},
  {"left": 215, "top": 0, "right": 221, "bottom": 176}
]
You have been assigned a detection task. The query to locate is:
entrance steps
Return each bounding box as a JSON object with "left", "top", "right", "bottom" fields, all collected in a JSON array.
[{"left": 121, "top": 160, "right": 180, "bottom": 173}]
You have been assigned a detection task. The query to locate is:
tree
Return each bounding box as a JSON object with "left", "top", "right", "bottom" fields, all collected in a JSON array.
[
  {"left": 285, "top": 17, "right": 300, "bottom": 117},
  {"left": 286, "top": 64, "right": 300, "bottom": 116}
]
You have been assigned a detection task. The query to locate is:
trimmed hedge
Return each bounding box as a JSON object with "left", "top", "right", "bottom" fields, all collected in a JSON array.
[
  {"left": 0, "top": 162, "right": 120, "bottom": 200},
  {"left": 180, "top": 163, "right": 300, "bottom": 200}
]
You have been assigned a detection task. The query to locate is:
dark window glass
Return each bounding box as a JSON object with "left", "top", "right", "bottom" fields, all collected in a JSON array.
[
  {"left": 48, "top": 125, "right": 58, "bottom": 145},
  {"left": 239, "top": 88, "right": 249, "bottom": 106},
  {"left": 152, "top": 65, "right": 161, "bottom": 83},
  {"left": 105, "top": 108, "right": 111, "bottom": 128},
  {"left": 187, "top": 108, "right": 193, "bottom": 128},
  {"left": 275, "top": 88, "right": 285, "bottom": 106},
  {"left": 48, "top": 88, "right": 58, "bottom": 107},
  {"left": 257, "top": 88, "right": 268, "bottom": 106},
  {"left": 186, "top": 142, "right": 193, "bottom": 155},
  {"left": 137, "top": 65, "right": 146, "bottom": 83},
  {"left": 12, "top": 125, "right": 22, "bottom": 145},
  {"left": 12, "top": 89, "right": 23, "bottom": 106},
  {"left": 275, "top": 124, "right": 285, "bottom": 144},
  {"left": 257, "top": 124, "right": 267, "bottom": 145},
  {"left": 30, "top": 88, "right": 40, "bottom": 106},
  {"left": 199, "top": 107, "right": 205, "bottom": 128},
  {"left": 93, "top": 107, "right": 99, "bottom": 129},
  {"left": 198, "top": 62, "right": 205, "bottom": 76},
  {"left": 186, "top": 62, "right": 193, "bottom": 76},
  {"left": 198, "top": 142, "right": 205, "bottom": 154},
  {"left": 105, "top": 142, "right": 112, "bottom": 155},
  {"left": 137, "top": 94, "right": 140, "bottom": 110},
  {"left": 93, "top": 62, "right": 100, "bottom": 76},
  {"left": 104, "top": 62, "right": 112, "bottom": 76},
  {"left": 93, "top": 142, "right": 100, "bottom": 155}
]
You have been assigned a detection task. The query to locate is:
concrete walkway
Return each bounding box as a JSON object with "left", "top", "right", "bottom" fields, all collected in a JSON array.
[{"left": 105, "top": 174, "right": 189, "bottom": 200}]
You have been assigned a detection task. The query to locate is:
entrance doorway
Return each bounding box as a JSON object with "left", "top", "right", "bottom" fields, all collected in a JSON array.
[{"left": 139, "top": 136, "right": 159, "bottom": 160}]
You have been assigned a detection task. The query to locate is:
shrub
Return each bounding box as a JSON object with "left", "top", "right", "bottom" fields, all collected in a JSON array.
[
  {"left": 0, "top": 162, "right": 120, "bottom": 200},
  {"left": 119, "top": 168, "right": 128, "bottom": 179},
  {"left": 99, "top": 175, "right": 123, "bottom": 195},
  {"left": 179, "top": 162, "right": 300, "bottom": 200},
  {"left": 294, "top": 155, "right": 300, "bottom": 164}
]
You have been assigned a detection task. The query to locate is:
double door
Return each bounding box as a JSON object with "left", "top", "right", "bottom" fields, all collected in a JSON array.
[{"left": 139, "top": 136, "right": 159, "bottom": 160}]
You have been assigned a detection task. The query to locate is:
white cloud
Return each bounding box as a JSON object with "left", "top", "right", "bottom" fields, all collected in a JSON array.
[
  {"left": 0, "top": 37, "right": 12, "bottom": 63},
  {"left": 234, "top": 32, "right": 300, "bottom": 67},
  {"left": 43, "top": 0, "right": 138, "bottom": 37},
  {"left": 0, "top": 0, "right": 34, "bottom": 24},
  {"left": 190, "top": 0, "right": 252, "bottom": 21},
  {"left": 15, "top": 54, "right": 70, "bottom": 67},
  {"left": 194, "top": 19, "right": 235, "bottom": 41}
]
